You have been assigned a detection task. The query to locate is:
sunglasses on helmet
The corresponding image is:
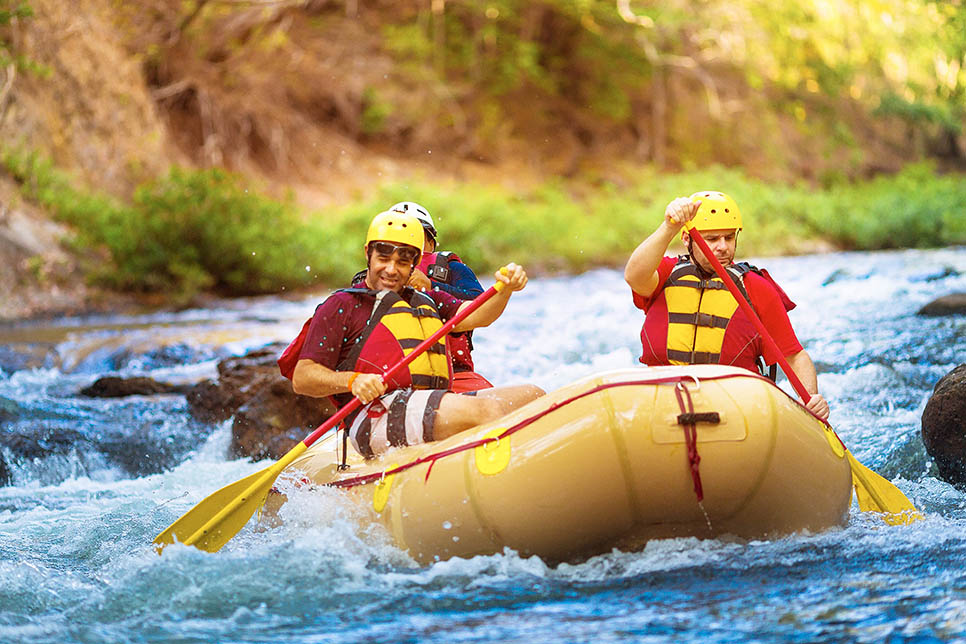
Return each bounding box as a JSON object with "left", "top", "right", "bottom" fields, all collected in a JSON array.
[{"left": 370, "top": 241, "right": 420, "bottom": 263}]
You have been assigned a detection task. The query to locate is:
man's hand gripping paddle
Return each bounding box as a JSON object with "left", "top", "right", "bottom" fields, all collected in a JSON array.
[{"left": 688, "top": 227, "right": 921, "bottom": 525}]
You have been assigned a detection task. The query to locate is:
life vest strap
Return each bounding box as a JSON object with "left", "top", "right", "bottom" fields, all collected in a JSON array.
[
  {"left": 668, "top": 312, "right": 730, "bottom": 329},
  {"left": 399, "top": 339, "right": 447, "bottom": 354},
  {"left": 411, "top": 374, "right": 450, "bottom": 389},
  {"left": 667, "top": 349, "right": 720, "bottom": 364}
]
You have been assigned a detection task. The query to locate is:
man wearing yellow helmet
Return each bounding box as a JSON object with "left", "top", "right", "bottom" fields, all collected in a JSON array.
[
  {"left": 347, "top": 201, "right": 493, "bottom": 393},
  {"left": 283, "top": 210, "right": 544, "bottom": 458},
  {"left": 624, "top": 192, "right": 829, "bottom": 420}
]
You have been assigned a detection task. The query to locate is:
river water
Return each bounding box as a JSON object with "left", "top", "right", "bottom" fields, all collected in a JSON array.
[{"left": 1, "top": 248, "right": 965, "bottom": 643}]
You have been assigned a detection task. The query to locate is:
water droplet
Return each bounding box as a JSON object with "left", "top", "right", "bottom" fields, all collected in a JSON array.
[{"left": 442, "top": 521, "right": 452, "bottom": 530}]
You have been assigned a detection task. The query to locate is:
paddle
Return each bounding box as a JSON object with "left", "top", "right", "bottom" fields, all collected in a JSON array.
[
  {"left": 154, "top": 277, "right": 508, "bottom": 553},
  {"left": 687, "top": 227, "right": 921, "bottom": 525}
]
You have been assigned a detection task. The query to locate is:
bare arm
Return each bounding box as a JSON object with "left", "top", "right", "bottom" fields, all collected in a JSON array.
[
  {"left": 453, "top": 263, "right": 527, "bottom": 332},
  {"left": 624, "top": 197, "right": 700, "bottom": 297},
  {"left": 292, "top": 359, "right": 385, "bottom": 403},
  {"left": 785, "top": 349, "right": 829, "bottom": 420}
]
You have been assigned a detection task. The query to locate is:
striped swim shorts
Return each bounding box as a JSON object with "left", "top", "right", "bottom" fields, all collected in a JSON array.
[{"left": 347, "top": 388, "right": 449, "bottom": 459}]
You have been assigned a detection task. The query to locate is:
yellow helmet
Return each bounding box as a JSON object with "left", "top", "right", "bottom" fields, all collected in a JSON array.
[
  {"left": 685, "top": 191, "right": 742, "bottom": 231},
  {"left": 365, "top": 210, "right": 425, "bottom": 263}
]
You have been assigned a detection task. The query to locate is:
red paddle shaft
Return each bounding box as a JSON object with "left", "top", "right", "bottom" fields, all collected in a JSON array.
[
  {"left": 298, "top": 281, "right": 505, "bottom": 448},
  {"left": 687, "top": 229, "right": 812, "bottom": 403}
]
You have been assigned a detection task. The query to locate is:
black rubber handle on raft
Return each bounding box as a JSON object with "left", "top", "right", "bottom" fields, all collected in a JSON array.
[{"left": 677, "top": 412, "right": 721, "bottom": 425}]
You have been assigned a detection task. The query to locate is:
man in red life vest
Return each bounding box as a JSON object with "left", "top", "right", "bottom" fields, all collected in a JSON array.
[
  {"left": 290, "top": 210, "right": 544, "bottom": 458},
  {"left": 624, "top": 191, "right": 830, "bottom": 420},
  {"left": 388, "top": 201, "right": 493, "bottom": 393}
]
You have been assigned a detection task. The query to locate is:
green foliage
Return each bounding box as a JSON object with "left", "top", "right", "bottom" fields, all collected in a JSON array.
[
  {"left": 318, "top": 164, "right": 966, "bottom": 282},
  {"left": 0, "top": 1, "right": 32, "bottom": 29},
  {"left": 0, "top": 149, "right": 329, "bottom": 297},
  {"left": 124, "top": 168, "right": 321, "bottom": 295},
  {"left": 790, "top": 163, "right": 966, "bottom": 249},
  {"left": 4, "top": 148, "right": 963, "bottom": 302}
]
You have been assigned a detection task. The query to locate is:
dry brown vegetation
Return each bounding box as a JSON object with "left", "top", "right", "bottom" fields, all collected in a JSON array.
[{"left": 0, "top": 0, "right": 922, "bottom": 207}]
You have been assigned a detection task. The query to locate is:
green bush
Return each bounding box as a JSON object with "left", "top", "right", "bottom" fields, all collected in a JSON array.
[
  {"left": 790, "top": 163, "right": 966, "bottom": 249},
  {"left": 1, "top": 151, "right": 329, "bottom": 297},
  {"left": 123, "top": 168, "right": 323, "bottom": 295}
]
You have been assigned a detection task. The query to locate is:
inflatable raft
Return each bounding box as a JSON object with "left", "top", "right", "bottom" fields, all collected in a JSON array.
[{"left": 261, "top": 365, "right": 853, "bottom": 563}]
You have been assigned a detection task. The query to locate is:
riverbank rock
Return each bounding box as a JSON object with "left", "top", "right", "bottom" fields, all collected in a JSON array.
[
  {"left": 185, "top": 344, "right": 335, "bottom": 461},
  {"left": 918, "top": 293, "right": 966, "bottom": 317},
  {"left": 921, "top": 364, "right": 966, "bottom": 487}
]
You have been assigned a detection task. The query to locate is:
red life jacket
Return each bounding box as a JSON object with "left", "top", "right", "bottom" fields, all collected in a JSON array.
[
  {"left": 278, "top": 288, "right": 452, "bottom": 396},
  {"left": 640, "top": 257, "right": 795, "bottom": 375},
  {"left": 418, "top": 251, "right": 476, "bottom": 372}
]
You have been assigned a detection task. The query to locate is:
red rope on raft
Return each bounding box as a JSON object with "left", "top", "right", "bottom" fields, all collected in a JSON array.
[
  {"left": 673, "top": 381, "right": 704, "bottom": 502},
  {"left": 327, "top": 371, "right": 788, "bottom": 491}
]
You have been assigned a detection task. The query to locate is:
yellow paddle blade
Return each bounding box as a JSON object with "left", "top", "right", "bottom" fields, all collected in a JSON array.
[
  {"left": 154, "top": 443, "right": 307, "bottom": 553},
  {"left": 846, "top": 451, "right": 923, "bottom": 525}
]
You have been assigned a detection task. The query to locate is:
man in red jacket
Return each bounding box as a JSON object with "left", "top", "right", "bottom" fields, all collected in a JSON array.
[
  {"left": 289, "top": 210, "right": 544, "bottom": 458},
  {"left": 624, "top": 191, "right": 829, "bottom": 420}
]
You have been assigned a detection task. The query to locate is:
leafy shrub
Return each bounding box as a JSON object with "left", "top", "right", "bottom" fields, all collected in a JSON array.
[
  {"left": 791, "top": 163, "right": 966, "bottom": 249},
  {"left": 115, "top": 168, "right": 318, "bottom": 294},
  {"left": 1, "top": 151, "right": 328, "bottom": 297}
]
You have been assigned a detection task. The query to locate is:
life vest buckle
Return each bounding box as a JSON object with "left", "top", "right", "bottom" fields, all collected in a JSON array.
[{"left": 427, "top": 264, "right": 450, "bottom": 282}]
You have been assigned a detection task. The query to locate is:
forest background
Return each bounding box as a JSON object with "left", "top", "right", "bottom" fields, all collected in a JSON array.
[{"left": 0, "top": 0, "right": 964, "bottom": 317}]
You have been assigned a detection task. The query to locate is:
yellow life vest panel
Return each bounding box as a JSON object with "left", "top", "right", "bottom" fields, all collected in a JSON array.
[
  {"left": 644, "top": 258, "right": 761, "bottom": 370},
  {"left": 336, "top": 287, "right": 452, "bottom": 391}
]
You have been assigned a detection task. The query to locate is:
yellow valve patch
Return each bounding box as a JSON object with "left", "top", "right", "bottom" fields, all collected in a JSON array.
[
  {"left": 373, "top": 464, "right": 398, "bottom": 513},
  {"left": 824, "top": 426, "right": 845, "bottom": 458},
  {"left": 475, "top": 428, "right": 511, "bottom": 475}
]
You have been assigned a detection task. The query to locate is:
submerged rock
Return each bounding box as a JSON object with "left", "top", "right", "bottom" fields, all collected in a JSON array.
[
  {"left": 921, "top": 363, "right": 966, "bottom": 486},
  {"left": 80, "top": 376, "right": 191, "bottom": 398},
  {"left": 917, "top": 293, "right": 966, "bottom": 317}
]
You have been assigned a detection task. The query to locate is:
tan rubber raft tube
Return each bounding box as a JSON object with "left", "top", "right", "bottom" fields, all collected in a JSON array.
[{"left": 261, "top": 365, "right": 852, "bottom": 564}]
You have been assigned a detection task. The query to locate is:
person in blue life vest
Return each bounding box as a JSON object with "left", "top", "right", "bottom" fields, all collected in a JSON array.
[
  {"left": 388, "top": 201, "right": 494, "bottom": 393},
  {"left": 287, "top": 210, "right": 545, "bottom": 458},
  {"left": 623, "top": 191, "right": 830, "bottom": 421}
]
